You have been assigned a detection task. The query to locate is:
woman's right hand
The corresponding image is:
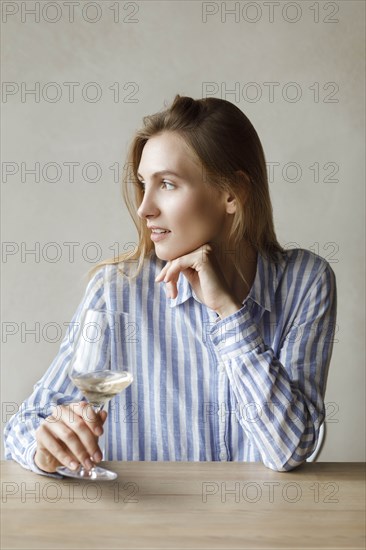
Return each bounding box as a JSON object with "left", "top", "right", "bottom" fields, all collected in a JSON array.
[{"left": 34, "top": 402, "right": 107, "bottom": 473}]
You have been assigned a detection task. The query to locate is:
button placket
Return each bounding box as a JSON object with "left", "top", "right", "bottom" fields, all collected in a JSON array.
[
  {"left": 217, "top": 361, "right": 228, "bottom": 461},
  {"left": 204, "top": 305, "right": 229, "bottom": 461}
]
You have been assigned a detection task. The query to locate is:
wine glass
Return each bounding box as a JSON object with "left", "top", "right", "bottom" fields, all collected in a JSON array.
[{"left": 56, "top": 308, "right": 133, "bottom": 481}]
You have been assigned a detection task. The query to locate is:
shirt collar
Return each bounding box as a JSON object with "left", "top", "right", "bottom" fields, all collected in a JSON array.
[{"left": 169, "top": 250, "right": 282, "bottom": 312}]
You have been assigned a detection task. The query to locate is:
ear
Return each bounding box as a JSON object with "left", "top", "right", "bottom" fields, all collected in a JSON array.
[
  {"left": 224, "top": 170, "right": 250, "bottom": 214},
  {"left": 224, "top": 192, "right": 237, "bottom": 214}
]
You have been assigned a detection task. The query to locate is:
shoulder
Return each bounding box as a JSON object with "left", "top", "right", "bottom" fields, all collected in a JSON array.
[
  {"left": 276, "top": 247, "right": 336, "bottom": 295},
  {"left": 283, "top": 247, "right": 333, "bottom": 273}
]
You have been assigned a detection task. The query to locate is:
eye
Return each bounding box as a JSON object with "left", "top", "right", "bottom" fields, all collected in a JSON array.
[{"left": 162, "top": 180, "right": 175, "bottom": 190}]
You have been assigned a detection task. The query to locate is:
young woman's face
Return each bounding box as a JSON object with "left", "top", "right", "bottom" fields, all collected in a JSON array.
[{"left": 137, "top": 132, "right": 233, "bottom": 261}]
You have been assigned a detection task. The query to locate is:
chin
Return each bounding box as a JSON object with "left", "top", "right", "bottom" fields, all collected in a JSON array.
[
  {"left": 154, "top": 244, "right": 192, "bottom": 263},
  {"left": 154, "top": 246, "right": 174, "bottom": 262}
]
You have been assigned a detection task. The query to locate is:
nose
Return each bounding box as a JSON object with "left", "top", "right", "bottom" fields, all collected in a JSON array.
[{"left": 137, "top": 188, "right": 160, "bottom": 219}]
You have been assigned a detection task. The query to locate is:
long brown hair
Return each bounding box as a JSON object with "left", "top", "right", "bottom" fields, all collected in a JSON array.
[{"left": 89, "top": 94, "right": 283, "bottom": 279}]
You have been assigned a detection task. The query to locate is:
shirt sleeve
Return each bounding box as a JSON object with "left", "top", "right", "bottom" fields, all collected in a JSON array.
[
  {"left": 3, "top": 267, "right": 107, "bottom": 477},
  {"left": 209, "top": 261, "right": 337, "bottom": 472}
]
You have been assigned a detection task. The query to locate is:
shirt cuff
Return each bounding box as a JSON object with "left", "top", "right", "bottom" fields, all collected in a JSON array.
[
  {"left": 26, "top": 441, "right": 64, "bottom": 479},
  {"left": 209, "top": 303, "right": 264, "bottom": 359}
]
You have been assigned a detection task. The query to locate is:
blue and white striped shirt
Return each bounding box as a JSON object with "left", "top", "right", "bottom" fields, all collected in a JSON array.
[{"left": 4, "top": 248, "right": 337, "bottom": 474}]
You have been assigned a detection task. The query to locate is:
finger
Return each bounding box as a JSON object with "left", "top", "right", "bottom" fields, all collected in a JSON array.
[
  {"left": 161, "top": 259, "right": 184, "bottom": 282},
  {"left": 63, "top": 405, "right": 104, "bottom": 462},
  {"left": 36, "top": 424, "right": 81, "bottom": 471},
  {"left": 100, "top": 410, "right": 108, "bottom": 425},
  {"left": 60, "top": 407, "right": 104, "bottom": 463},
  {"left": 56, "top": 402, "right": 104, "bottom": 437},
  {"left": 34, "top": 447, "right": 64, "bottom": 473},
  {"left": 166, "top": 280, "right": 178, "bottom": 299},
  {"left": 162, "top": 261, "right": 187, "bottom": 286},
  {"left": 45, "top": 415, "right": 101, "bottom": 470},
  {"left": 160, "top": 268, "right": 179, "bottom": 299},
  {"left": 155, "top": 262, "right": 170, "bottom": 282},
  {"left": 163, "top": 260, "right": 197, "bottom": 298},
  {"left": 78, "top": 402, "right": 105, "bottom": 436},
  {"left": 157, "top": 248, "right": 205, "bottom": 285}
]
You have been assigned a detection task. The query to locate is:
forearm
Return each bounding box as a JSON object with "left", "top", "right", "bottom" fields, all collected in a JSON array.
[
  {"left": 223, "top": 348, "right": 323, "bottom": 471},
  {"left": 209, "top": 303, "right": 331, "bottom": 471}
]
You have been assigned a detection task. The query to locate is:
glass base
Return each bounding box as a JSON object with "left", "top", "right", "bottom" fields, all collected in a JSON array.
[{"left": 56, "top": 464, "right": 117, "bottom": 481}]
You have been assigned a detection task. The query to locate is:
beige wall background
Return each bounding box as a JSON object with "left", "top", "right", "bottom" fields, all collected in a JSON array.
[{"left": 1, "top": 0, "right": 365, "bottom": 461}]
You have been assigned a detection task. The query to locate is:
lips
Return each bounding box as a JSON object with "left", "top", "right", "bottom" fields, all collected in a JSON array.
[
  {"left": 149, "top": 226, "right": 171, "bottom": 242},
  {"left": 148, "top": 226, "right": 171, "bottom": 233}
]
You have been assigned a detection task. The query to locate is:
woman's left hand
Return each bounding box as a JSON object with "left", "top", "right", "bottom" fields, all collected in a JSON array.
[{"left": 155, "top": 244, "right": 242, "bottom": 319}]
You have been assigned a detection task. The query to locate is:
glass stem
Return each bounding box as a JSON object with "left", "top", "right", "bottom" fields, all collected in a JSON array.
[
  {"left": 75, "top": 403, "right": 106, "bottom": 476},
  {"left": 93, "top": 404, "right": 106, "bottom": 461}
]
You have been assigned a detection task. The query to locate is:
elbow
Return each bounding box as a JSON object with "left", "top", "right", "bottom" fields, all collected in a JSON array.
[
  {"left": 263, "top": 447, "right": 310, "bottom": 472},
  {"left": 265, "top": 459, "right": 305, "bottom": 473},
  {"left": 267, "top": 415, "right": 325, "bottom": 472}
]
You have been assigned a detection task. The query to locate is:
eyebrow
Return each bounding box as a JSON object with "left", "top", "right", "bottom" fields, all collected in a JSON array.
[{"left": 136, "top": 170, "right": 183, "bottom": 181}]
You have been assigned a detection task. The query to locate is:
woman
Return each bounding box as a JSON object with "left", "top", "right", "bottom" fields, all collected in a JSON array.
[{"left": 4, "top": 95, "right": 337, "bottom": 474}]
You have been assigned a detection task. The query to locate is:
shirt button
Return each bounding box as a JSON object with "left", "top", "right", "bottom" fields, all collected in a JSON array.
[
  {"left": 218, "top": 364, "right": 225, "bottom": 373},
  {"left": 219, "top": 451, "right": 227, "bottom": 461}
]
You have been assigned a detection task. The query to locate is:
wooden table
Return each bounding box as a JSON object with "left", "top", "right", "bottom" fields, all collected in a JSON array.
[{"left": 1, "top": 461, "right": 365, "bottom": 549}]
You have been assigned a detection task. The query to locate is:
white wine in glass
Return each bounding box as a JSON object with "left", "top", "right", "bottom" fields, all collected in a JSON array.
[
  {"left": 56, "top": 309, "right": 133, "bottom": 481},
  {"left": 72, "top": 370, "right": 133, "bottom": 409}
]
